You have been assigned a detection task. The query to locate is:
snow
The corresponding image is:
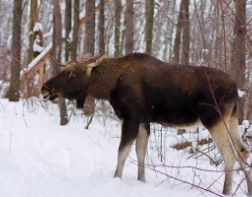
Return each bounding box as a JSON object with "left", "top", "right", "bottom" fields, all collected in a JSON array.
[
  {"left": 243, "top": 120, "right": 251, "bottom": 129},
  {"left": 33, "top": 41, "right": 44, "bottom": 53},
  {"left": 7, "top": 35, "right": 11, "bottom": 50},
  {"left": 79, "top": 10, "right": 85, "bottom": 20},
  {"left": 33, "top": 35, "right": 44, "bottom": 53},
  {"left": 0, "top": 98, "right": 250, "bottom": 197},
  {"left": 33, "top": 22, "right": 43, "bottom": 32},
  {"left": 44, "top": 28, "right": 53, "bottom": 39},
  {"left": 238, "top": 89, "right": 246, "bottom": 97}
]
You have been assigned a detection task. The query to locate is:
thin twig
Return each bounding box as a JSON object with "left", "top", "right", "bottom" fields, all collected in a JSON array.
[{"left": 85, "top": 115, "right": 94, "bottom": 129}]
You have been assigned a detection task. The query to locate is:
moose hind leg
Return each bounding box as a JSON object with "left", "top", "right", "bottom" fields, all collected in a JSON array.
[
  {"left": 230, "top": 115, "right": 252, "bottom": 194},
  {"left": 114, "top": 119, "right": 139, "bottom": 178},
  {"left": 229, "top": 115, "right": 249, "bottom": 161},
  {"left": 206, "top": 118, "right": 236, "bottom": 195},
  {"left": 136, "top": 123, "right": 150, "bottom": 182}
]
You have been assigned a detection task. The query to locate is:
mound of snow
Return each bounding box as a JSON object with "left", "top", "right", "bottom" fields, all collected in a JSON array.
[{"left": 0, "top": 98, "right": 249, "bottom": 197}]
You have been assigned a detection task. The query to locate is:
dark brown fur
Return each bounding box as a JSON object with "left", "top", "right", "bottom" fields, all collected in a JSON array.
[{"left": 41, "top": 53, "right": 252, "bottom": 195}]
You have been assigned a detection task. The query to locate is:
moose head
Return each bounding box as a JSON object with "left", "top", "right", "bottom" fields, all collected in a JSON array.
[{"left": 41, "top": 53, "right": 106, "bottom": 108}]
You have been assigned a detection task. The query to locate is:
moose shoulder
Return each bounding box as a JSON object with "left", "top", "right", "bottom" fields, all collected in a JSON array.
[{"left": 41, "top": 53, "right": 252, "bottom": 195}]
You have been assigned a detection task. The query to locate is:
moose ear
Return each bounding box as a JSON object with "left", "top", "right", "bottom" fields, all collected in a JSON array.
[
  {"left": 95, "top": 52, "right": 106, "bottom": 64},
  {"left": 85, "top": 53, "right": 107, "bottom": 76},
  {"left": 79, "top": 53, "right": 93, "bottom": 63}
]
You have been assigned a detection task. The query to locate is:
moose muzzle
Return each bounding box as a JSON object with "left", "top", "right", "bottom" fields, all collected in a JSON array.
[{"left": 41, "top": 86, "right": 59, "bottom": 101}]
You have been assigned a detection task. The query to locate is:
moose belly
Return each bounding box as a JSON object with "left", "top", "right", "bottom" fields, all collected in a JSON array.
[
  {"left": 146, "top": 101, "right": 200, "bottom": 127},
  {"left": 160, "top": 119, "right": 203, "bottom": 130}
]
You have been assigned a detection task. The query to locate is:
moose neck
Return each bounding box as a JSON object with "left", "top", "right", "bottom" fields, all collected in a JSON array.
[{"left": 87, "top": 58, "right": 121, "bottom": 101}]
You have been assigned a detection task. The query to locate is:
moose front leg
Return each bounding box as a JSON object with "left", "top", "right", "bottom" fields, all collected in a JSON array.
[
  {"left": 76, "top": 94, "right": 86, "bottom": 109},
  {"left": 114, "top": 119, "right": 140, "bottom": 178}
]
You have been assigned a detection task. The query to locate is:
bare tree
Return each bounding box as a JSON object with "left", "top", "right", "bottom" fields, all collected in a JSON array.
[
  {"left": 213, "top": 2, "right": 223, "bottom": 66},
  {"left": 172, "top": 0, "right": 190, "bottom": 135},
  {"left": 145, "top": 0, "right": 154, "bottom": 54},
  {"left": 83, "top": 0, "right": 96, "bottom": 116},
  {"left": 71, "top": 0, "right": 79, "bottom": 60},
  {"left": 27, "top": 0, "right": 38, "bottom": 63},
  {"left": 65, "top": 0, "right": 72, "bottom": 61},
  {"left": 53, "top": 0, "right": 69, "bottom": 125},
  {"left": 99, "top": 0, "right": 105, "bottom": 53},
  {"left": 125, "top": 0, "right": 134, "bottom": 54},
  {"left": 173, "top": 0, "right": 185, "bottom": 63},
  {"left": 182, "top": 0, "right": 190, "bottom": 64},
  {"left": 230, "top": 0, "right": 247, "bottom": 121},
  {"left": 84, "top": 0, "right": 95, "bottom": 55},
  {"left": 114, "top": 0, "right": 122, "bottom": 57},
  {"left": 6, "top": 0, "right": 22, "bottom": 101}
]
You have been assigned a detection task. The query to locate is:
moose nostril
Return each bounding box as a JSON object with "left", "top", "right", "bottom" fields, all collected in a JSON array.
[{"left": 41, "top": 85, "right": 53, "bottom": 96}]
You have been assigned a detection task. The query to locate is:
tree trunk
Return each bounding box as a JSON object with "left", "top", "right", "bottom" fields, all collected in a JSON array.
[
  {"left": 84, "top": 0, "right": 95, "bottom": 55},
  {"left": 172, "top": 0, "right": 185, "bottom": 63},
  {"left": 214, "top": 3, "right": 223, "bottom": 67},
  {"left": 53, "top": 0, "right": 69, "bottom": 126},
  {"left": 28, "top": 0, "right": 38, "bottom": 63},
  {"left": 125, "top": 0, "right": 134, "bottom": 54},
  {"left": 173, "top": 0, "right": 190, "bottom": 135},
  {"left": 52, "top": 0, "right": 62, "bottom": 77},
  {"left": 71, "top": 0, "right": 79, "bottom": 60},
  {"left": 230, "top": 0, "right": 246, "bottom": 122},
  {"left": 182, "top": 0, "right": 190, "bottom": 64},
  {"left": 145, "top": 0, "right": 154, "bottom": 54},
  {"left": 99, "top": 0, "right": 105, "bottom": 53},
  {"left": 164, "top": 0, "right": 176, "bottom": 61},
  {"left": 84, "top": 0, "right": 96, "bottom": 116},
  {"left": 65, "top": 0, "right": 72, "bottom": 61},
  {"left": 114, "top": 0, "right": 122, "bottom": 57},
  {"left": 6, "top": 0, "right": 22, "bottom": 101}
]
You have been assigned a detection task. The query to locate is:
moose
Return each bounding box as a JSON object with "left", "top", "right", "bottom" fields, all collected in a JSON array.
[{"left": 41, "top": 53, "right": 252, "bottom": 195}]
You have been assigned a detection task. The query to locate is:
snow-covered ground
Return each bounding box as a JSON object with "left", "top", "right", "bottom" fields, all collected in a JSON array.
[{"left": 0, "top": 98, "right": 250, "bottom": 197}]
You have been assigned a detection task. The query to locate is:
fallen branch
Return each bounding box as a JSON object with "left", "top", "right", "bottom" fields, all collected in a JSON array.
[
  {"left": 172, "top": 138, "right": 213, "bottom": 150},
  {"left": 129, "top": 158, "right": 223, "bottom": 197}
]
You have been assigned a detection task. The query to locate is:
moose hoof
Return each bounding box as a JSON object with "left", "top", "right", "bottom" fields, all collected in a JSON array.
[{"left": 222, "top": 189, "right": 231, "bottom": 196}]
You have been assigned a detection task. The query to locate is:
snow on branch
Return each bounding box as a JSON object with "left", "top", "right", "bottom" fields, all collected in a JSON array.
[
  {"left": 33, "top": 22, "right": 43, "bottom": 32},
  {"left": 21, "top": 42, "right": 52, "bottom": 76},
  {"left": 33, "top": 35, "right": 44, "bottom": 53}
]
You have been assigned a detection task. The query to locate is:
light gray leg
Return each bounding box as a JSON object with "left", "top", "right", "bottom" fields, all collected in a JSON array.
[
  {"left": 114, "top": 140, "right": 134, "bottom": 178},
  {"left": 239, "top": 161, "right": 252, "bottom": 195},
  {"left": 136, "top": 123, "right": 150, "bottom": 182},
  {"left": 207, "top": 118, "right": 235, "bottom": 195},
  {"left": 230, "top": 115, "right": 252, "bottom": 194},
  {"left": 114, "top": 119, "right": 140, "bottom": 178}
]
